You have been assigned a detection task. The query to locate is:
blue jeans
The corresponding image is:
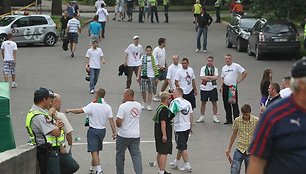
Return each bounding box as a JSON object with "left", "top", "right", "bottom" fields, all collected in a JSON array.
[
  {"left": 197, "top": 27, "right": 208, "bottom": 50},
  {"left": 116, "top": 135, "right": 142, "bottom": 174},
  {"left": 231, "top": 149, "right": 249, "bottom": 174},
  {"left": 89, "top": 68, "right": 100, "bottom": 91}
]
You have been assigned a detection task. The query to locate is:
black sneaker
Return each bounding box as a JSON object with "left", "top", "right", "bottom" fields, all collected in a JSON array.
[
  {"left": 224, "top": 122, "right": 233, "bottom": 125},
  {"left": 164, "top": 171, "right": 171, "bottom": 174},
  {"left": 71, "top": 53, "right": 74, "bottom": 58}
]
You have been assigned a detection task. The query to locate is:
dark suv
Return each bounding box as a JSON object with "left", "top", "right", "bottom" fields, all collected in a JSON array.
[
  {"left": 226, "top": 14, "right": 258, "bottom": 52},
  {"left": 247, "top": 19, "right": 300, "bottom": 60}
]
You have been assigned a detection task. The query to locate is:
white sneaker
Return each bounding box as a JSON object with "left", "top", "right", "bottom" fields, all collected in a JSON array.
[
  {"left": 195, "top": 49, "right": 199, "bottom": 52},
  {"left": 180, "top": 165, "right": 192, "bottom": 172},
  {"left": 203, "top": 49, "right": 207, "bottom": 53},
  {"left": 141, "top": 103, "right": 146, "bottom": 110},
  {"left": 11, "top": 82, "right": 17, "bottom": 88},
  {"left": 153, "top": 95, "right": 160, "bottom": 102},
  {"left": 169, "top": 160, "right": 178, "bottom": 169},
  {"left": 147, "top": 105, "right": 152, "bottom": 111},
  {"left": 90, "top": 89, "right": 95, "bottom": 94},
  {"left": 196, "top": 116, "right": 205, "bottom": 123},
  {"left": 213, "top": 116, "right": 221, "bottom": 123}
]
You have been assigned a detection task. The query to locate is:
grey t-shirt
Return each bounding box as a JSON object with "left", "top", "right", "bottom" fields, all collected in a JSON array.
[{"left": 30, "top": 105, "right": 56, "bottom": 145}]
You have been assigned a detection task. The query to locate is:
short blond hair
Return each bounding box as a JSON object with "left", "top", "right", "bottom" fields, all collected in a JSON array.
[{"left": 160, "top": 92, "right": 170, "bottom": 102}]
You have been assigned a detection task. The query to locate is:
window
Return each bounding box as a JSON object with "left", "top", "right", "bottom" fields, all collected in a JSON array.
[
  {"left": 0, "top": 17, "right": 15, "bottom": 26},
  {"left": 12, "top": 17, "right": 30, "bottom": 27},
  {"left": 30, "top": 16, "right": 48, "bottom": 26}
]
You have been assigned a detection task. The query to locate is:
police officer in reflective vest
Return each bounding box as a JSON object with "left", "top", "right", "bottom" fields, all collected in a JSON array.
[
  {"left": 150, "top": 0, "right": 159, "bottom": 23},
  {"left": 163, "top": 0, "right": 169, "bottom": 23},
  {"left": 26, "top": 87, "right": 79, "bottom": 174}
]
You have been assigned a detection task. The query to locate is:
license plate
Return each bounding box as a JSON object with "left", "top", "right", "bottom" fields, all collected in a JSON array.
[{"left": 274, "top": 38, "right": 287, "bottom": 42}]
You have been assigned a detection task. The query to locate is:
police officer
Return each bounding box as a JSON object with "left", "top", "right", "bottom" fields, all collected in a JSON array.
[
  {"left": 163, "top": 0, "right": 169, "bottom": 23},
  {"left": 150, "top": 0, "right": 159, "bottom": 23},
  {"left": 139, "top": 0, "right": 145, "bottom": 23},
  {"left": 214, "top": 0, "right": 221, "bottom": 23},
  {"left": 304, "top": 17, "right": 306, "bottom": 49},
  {"left": 26, "top": 87, "right": 79, "bottom": 174}
]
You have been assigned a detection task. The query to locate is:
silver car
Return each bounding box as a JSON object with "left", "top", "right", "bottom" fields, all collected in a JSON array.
[{"left": 0, "top": 14, "right": 58, "bottom": 46}]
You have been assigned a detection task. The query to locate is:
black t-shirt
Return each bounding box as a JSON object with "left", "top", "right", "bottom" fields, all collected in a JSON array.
[
  {"left": 60, "top": 16, "right": 70, "bottom": 30},
  {"left": 260, "top": 80, "right": 270, "bottom": 96},
  {"left": 154, "top": 107, "right": 174, "bottom": 142}
]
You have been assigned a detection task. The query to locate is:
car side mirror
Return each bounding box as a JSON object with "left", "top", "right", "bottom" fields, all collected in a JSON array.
[{"left": 11, "top": 24, "right": 17, "bottom": 28}]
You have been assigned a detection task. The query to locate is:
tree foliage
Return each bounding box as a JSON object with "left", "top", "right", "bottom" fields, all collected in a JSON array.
[
  {"left": 251, "top": 0, "right": 306, "bottom": 20},
  {"left": 52, "top": 0, "right": 62, "bottom": 16},
  {"left": 0, "top": 0, "right": 11, "bottom": 15}
]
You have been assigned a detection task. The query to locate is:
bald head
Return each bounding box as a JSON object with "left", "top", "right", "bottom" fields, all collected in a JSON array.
[
  {"left": 123, "top": 89, "right": 134, "bottom": 102},
  {"left": 172, "top": 55, "right": 179, "bottom": 65},
  {"left": 51, "top": 93, "right": 62, "bottom": 111},
  {"left": 96, "top": 88, "right": 106, "bottom": 98}
]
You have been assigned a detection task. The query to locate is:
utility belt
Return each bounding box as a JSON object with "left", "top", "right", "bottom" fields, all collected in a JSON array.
[{"left": 37, "top": 143, "right": 60, "bottom": 154}]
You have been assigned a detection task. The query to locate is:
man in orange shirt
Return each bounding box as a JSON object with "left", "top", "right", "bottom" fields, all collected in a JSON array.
[{"left": 232, "top": 0, "right": 244, "bottom": 15}]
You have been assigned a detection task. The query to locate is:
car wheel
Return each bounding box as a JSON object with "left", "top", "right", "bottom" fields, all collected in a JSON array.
[
  {"left": 0, "top": 34, "right": 7, "bottom": 44},
  {"left": 247, "top": 43, "right": 253, "bottom": 56},
  {"left": 255, "top": 45, "right": 263, "bottom": 60},
  {"left": 44, "top": 33, "right": 56, "bottom": 46},
  {"left": 237, "top": 38, "right": 243, "bottom": 52},
  {"left": 226, "top": 34, "right": 232, "bottom": 48}
]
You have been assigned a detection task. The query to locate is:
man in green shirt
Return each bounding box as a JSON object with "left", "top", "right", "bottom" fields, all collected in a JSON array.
[
  {"left": 139, "top": 0, "right": 145, "bottom": 23},
  {"left": 163, "top": 0, "right": 169, "bottom": 23}
]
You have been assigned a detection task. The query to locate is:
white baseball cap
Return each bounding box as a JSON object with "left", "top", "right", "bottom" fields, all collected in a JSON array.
[{"left": 133, "top": 35, "right": 139, "bottom": 40}]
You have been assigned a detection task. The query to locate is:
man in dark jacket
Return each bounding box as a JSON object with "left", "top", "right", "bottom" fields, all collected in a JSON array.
[{"left": 196, "top": 7, "right": 213, "bottom": 53}]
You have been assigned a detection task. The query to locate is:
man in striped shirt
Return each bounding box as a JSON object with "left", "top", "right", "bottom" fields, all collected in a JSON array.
[
  {"left": 66, "top": 13, "right": 81, "bottom": 57},
  {"left": 248, "top": 57, "right": 306, "bottom": 174}
]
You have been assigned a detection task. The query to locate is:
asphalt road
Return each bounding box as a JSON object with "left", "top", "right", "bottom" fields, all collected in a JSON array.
[{"left": 2, "top": 12, "right": 294, "bottom": 174}]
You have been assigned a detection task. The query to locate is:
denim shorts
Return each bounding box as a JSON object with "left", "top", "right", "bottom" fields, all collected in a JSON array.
[
  {"left": 68, "top": 33, "right": 78, "bottom": 43},
  {"left": 158, "top": 69, "right": 167, "bottom": 80},
  {"left": 87, "top": 127, "right": 106, "bottom": 152}
]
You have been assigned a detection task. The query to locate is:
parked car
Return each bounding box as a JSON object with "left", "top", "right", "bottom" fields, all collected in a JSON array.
[
  {"left": 0, "top": 14, "right": 58, "bottom": 46},
  {"left": 226, "top": 14, "right": 258, "bottom": 52},
  {"left": 247, "top": 19, "right": 300, "bottom": 60}
]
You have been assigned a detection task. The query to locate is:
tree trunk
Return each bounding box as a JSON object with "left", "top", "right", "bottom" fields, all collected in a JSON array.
[
  {"left": 0, "top": 0, "right": 11, "bottom": 15},
  {"left": 51, "top": 0, "right": 62, "bottom": 16}
]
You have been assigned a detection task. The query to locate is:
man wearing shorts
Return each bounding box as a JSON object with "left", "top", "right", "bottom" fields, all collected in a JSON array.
[
  {"left": 175, "top": 58, "right": 198, "bottom": 109},
  {"left": 169, "top": 87, "right": 193, "bottom": 172},
  {"left": 153, "top": 38, "right": 167, "bottom": 102},
  {"left": 196, "top": 56, "right": 220, "bottom": 123},
  {"left": 1, "top": 33, "right": 17, "bottom": 87},
  {"left": 116, "top": 89, "right": 143, "bottom": 174},
  {"left": 137, "top": 45, "right": 159, "bottom": 111},
  {"left": 66, "top": 88, "right": 116, "bottom": 174},
  {"left": 67, "top": 13, "right": 81, "bottom": 58},
  {"left": 153, "top": 92, "right": 175, "bottom": 174}
]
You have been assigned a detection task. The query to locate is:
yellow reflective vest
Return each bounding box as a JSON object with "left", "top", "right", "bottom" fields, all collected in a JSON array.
[
  {"left": 26, "top": 110, "right": 65, "bottom": 147},
  {"left": 304, "top": 24, "right": 306, "bottom": 38}
]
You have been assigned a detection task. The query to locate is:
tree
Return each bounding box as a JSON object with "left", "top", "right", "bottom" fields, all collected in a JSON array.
[
  {"left": 51, "top": 0, "right": 62, "bottom": 16},
  {"left": 251, "top": 0, "right": 306, "bottom": 20},
  {"left": 0, "top": 0, "right": 11, "bottom": 15}
]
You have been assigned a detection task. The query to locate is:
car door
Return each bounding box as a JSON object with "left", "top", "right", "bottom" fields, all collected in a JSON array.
[
  {"left": 232, "top": 18, "right": 240, "bottom": 45},
  {"left": 10, "top": 17, "right": 30, "bottom": 43},
  {"left": 29, "top": 16, "right": 48, "bottom": 43},
  {"left": 227, "top": 17, "right": 237, "bottom": 43},
  {"left": 249, "top": 21, "right": 261, "bottom": 52}
]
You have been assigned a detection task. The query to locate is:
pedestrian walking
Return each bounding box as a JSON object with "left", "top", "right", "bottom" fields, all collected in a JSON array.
[
  {"left": 96, "top": 3, "right": 109, "bottom": 38},
  {"left": 166, "top": 55, "right": 182, "bottom": 93},
  {"left": 192, "top": 0, "right": 201, "bottom": 24},
  {"left": 138, "top": 0, "right": 145, "bottom": 23},
  {"left": 137, "top": 45, "right": 159, "bottom": 111},
  {"left": 115, "top": 89, "right": 143, "bottom": 174},
  {"left": 153, "top": 92, "right": 175, "bottom": 174},
  {"left": 60, "top": 11, "right": 70, "bottom": 39},
  {"left": 220, "top": 54, "right": 247, "bottom": 124},
  {"left": 153, "top": 38, "right": 167, "bottom": 102},
  {"left": 125, "top": 35, "right": 143, "bottom": 89},
  {"left": 279, "top": 76, "right": 292, "bottom": 98},
  {"left": 169, "top": 87, "right": 193, "bottom": 172},
  {"left": 26, "top": 88, "right": 79, "bottom": 174},
  {"left": 66, "top": 13, "right": 81, "bottom": 58},
  {"left": 225, "top": 104, "right": 258, "bottom": 174},
  {"left": 1, "top": 33, "right": 17, "bottom": 88},
  {"left": 259, "top": 69, "right": 272, "bottom": 105},
  {"left": 214, "top": 0, "right": 221, "bottom": 23},
  {"left": 196, "top": 56, "right": 220, "bottom": 123},
  {"left": 126, "top": 0, "right": 134, "bottom": 21},
  {"left": 89, "top": 15, "right": 102, "bottom": 44},
  {"left": 66, "top": 88, "right": 116, "bottom": 174},
  {"left": 113, "top": 0, "right": 120, "bottom": 20},
  {"left": 248, "top": 58, "right": 306, "bottom": 174},
  {"left": 174, "top": 58, "right": 198, "bottom": 109},
  {"left": 71, "top": 0, "right": 80, "bottom": 16},
  {"left": 66, "top": 2, "right": 74, "bottom": 18},
  {"left": 149, "top": 0, "right": 159, "bottom": 23},
  {"left": 95, "top": 0, "right": 106, "bottom": 11},
  {"left": 196, "top": 7, "right": 213, "bottom": 53},
  {"left": 163, "top": 0, "right": 169, "bottom": 23},
  {"left": 118, "top": 0, "right": 126, "bottom": 21},
  {"left": 86, "top": 40, "right": 106, "bottom": 94}
]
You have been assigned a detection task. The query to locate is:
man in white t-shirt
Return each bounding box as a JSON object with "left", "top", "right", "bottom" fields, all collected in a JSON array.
[
  {"left": 166, "top": 55, "right": 182, "bottom": 93},
  {"left": 66, "top": 88, "right": 116, "bottom": 174},
  {"left": 197, "top": 56, "right": 220, "bottom": 123},
  {"left": 1, "top": 33, "right": 17, "bottom": 87},
  {"left": 95, "top": 0, "right": 106, "bottom": 11},
  {"left": 137, "top": 45, "right": 159, "bottom": 111},
  {"left": 124, "top": 35, "right": 143, "bottom": 89},
  {"left": 96, "top": 3, "right": 109, "bottom": 38},
  {"left": 280, "top": 76, "right": 292, "bottom": 98},
  {"left": 86, "top": 40, "right": 105, "bottom": 94},
  {"left": 220, "top": 54, "right": 247, "bottom": 124},
  {"left": 116, "top": 89, "right": 143, "bottom": 174},
  {"left": 169, "top": 87, "right": 193, "bottom": 172},
  {"left": 175, "top": 58, "right": 198, "bottom": 109},
  {"left": 153, "top": 38, "right": 167, "bottom": 102}
]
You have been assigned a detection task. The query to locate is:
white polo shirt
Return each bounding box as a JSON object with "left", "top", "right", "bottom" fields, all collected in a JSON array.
[
  {"left": 82, "top": 102, "right": 113, "bottom": 129},
  {"left": 86, "top": 47, "right": 104, "bottom": 69},
  {"left": 221, "top": 63, "right": 245, "bottom": 86}
]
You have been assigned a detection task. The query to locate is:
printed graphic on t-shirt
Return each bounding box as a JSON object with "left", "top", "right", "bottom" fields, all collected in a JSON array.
[
  {"left": 132, "top": 52, "right": 139, "bottom": 59},
  {"left": 185, "top": 72, "right": 192, "bottom": 85},
  {"left": 130, "top": 107, "right": 140, "bottom": 118},
  {"left": 225, "top": 69, "right": 234, "bottom": 73},
  {"left": 181, "top": 106, "right": 190, "bottom": 115}
]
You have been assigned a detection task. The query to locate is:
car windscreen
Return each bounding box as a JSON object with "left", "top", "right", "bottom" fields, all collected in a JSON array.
[
  {"left": 262, "top": 23, "right": 296, "bottom": 34},
  {"left": 239, "top": 18, "right": 257, "bottom": 29},
  {"left": 0, "top": 17, "right": 16, "bottom": 26}
]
